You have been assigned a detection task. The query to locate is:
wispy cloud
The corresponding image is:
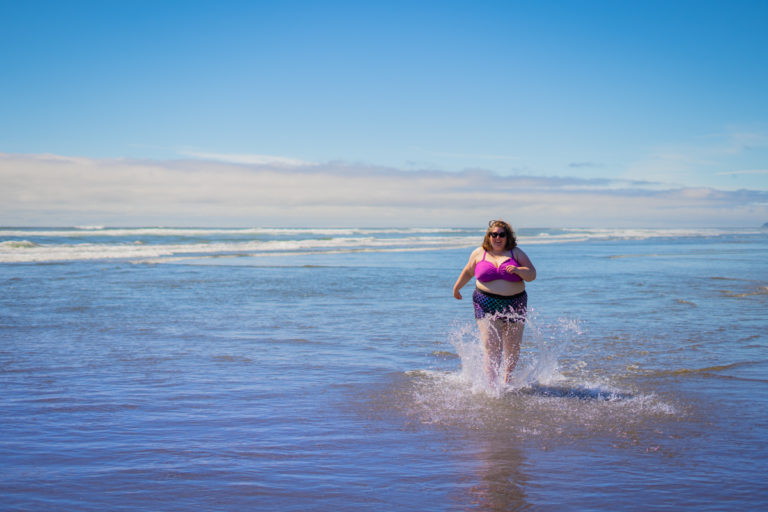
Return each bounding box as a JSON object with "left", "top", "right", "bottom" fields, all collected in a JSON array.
[
  {"left": 179, "top": 151, "right": 315, "bottom": 167},
  {"left": 1, "top": 152, "right": 766, "bottom": 227},
  {"left": 717, "top": 169, "right": 768, "bottom": 176},
  {"left": 568, "top": 162, "right": 603, "bottom": 168},
  {"left": 623, "top": 130, "right": 768, "bottom": 186},
  {"left": 714, "top": 130, "right": 768, "bottom": 154}
]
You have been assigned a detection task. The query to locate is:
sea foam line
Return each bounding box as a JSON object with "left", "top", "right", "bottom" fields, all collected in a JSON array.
[
  {"left": 0, "top": 227, "right": 468, "bottom": 238},
  {"left": 2, "top": 227, "right": 763, "bottom": 263},
  {"left": 0, "top": 236, "right": 480, "bottom": 263}
]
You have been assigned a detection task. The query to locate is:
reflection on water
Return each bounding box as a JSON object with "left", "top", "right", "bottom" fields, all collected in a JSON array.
[{"left": 465, "top": 435, "right": 529, "bottom": 512}]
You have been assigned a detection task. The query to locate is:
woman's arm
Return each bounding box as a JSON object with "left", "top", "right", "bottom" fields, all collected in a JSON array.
[
  {"left": 453, "top": 248, "right": 481, "bottom": 299},
  {"left": 507, "top": 247, "right": 537, "bottom": 282}
]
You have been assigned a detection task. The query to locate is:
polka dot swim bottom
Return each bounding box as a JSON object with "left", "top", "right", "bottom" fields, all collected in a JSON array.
[{"left": 472, "top": 288, "right": 527, "bottom": 323}]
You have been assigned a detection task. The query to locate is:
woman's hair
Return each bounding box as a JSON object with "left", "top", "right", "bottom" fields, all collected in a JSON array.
[{"left": 482, "top": 219, "right": 517, "bottom": 252}]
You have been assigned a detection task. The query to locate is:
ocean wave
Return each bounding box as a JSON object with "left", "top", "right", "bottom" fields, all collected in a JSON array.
[
  {"left": 559, "top": 227, "right": 762, "bottom": 240},
  {"left": 721, "top": 286, "right": 768, "bottom": 298},
  {"left": 1, "top": 226, "right": 762, "bottom": 239},
  {"left": 0, "top": 240, "right": 38, "bottom": 249},
  {"left": 0, "top": 236, "right": 480, "bottom": 263},
  {"left": 0, "top": 226, "right": 468, "bottom": 238},
  {"left": 1, "top": 226, "right": 765, "bottom": 263},
  {"left": 648, "top": 361, "right": 767, "bottom": 378}
]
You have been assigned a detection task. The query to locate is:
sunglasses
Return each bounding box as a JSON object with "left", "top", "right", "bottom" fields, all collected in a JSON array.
[{"left": 490, "top": 232, "right": 506, "bottom": 238}]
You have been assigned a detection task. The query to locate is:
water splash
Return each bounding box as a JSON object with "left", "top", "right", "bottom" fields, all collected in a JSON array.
[
  {"left": 449, "top": 311, "right": 581, "bottom": 396},
  {"left": 401, "top": 313, "right": 678, "bottom": 443}
]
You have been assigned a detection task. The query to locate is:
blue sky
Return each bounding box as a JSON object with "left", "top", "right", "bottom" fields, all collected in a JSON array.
[{"left": 1, "top": 0, "right": 767, "bottom": 226}]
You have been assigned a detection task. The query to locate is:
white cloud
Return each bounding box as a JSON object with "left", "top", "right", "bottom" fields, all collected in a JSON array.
[
  {"left": 717, "top": 169, "right": 768, "bottom": 176},
  {"left": 1, "top": 152, "right": 766, "bottom": 227},
  {"left": 179, "top": 150, "right": 315, "bottom": 167}
]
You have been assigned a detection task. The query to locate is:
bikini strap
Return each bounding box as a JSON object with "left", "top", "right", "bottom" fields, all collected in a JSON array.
[{"left": 482, "top": 250, "right": 487, "bottom": 261}]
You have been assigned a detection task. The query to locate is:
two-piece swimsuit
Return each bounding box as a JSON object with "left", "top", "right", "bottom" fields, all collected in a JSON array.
[{"left": 472, "top": 250, "right": 528, "bottom": 322}]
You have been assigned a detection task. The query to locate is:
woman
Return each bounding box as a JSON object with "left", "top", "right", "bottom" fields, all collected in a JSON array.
[{"left": 453, "top": 220, "right": 536, "bottom": 387}]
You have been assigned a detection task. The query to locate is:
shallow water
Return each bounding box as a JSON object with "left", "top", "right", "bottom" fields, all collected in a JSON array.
[{"left": 1, "top": 227, "right": 767, "bottom": 510}]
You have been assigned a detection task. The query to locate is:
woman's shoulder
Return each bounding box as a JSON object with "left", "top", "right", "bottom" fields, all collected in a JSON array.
[
  {"left": 467, "top": 246, "right": 484, "bottom": 262},
  {"left": 512, "top": 246, "right": 533, "bottom": 263}
]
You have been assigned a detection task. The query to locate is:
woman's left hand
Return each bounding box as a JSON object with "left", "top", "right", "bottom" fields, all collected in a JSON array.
[{"left": 505, "top": 266, "right": 518, "bottom": 275}]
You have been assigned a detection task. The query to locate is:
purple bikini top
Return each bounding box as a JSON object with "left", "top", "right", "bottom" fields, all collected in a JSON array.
[{"left": 474, "top": 250, "right": 522, "bottom": 283}]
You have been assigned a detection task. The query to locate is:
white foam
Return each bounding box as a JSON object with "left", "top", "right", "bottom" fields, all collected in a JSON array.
[
  {"left": 1, "top": 226, "right": 762, "bottom": 263},
  {"left": 558, "top": 227, "right": 758, "bottom": 240},
  {"left": 0, "top": 240, "right": 38, "bottom": 249},
  {"left": 0, "top": 226, "right": 467, "bottom": 238},
  {"left": 0, "top": 235, "right": 482, "bottom": 263}
]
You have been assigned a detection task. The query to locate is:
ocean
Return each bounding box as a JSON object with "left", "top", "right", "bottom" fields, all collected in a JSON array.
[{"left": 2, "top": 226, "right": 767, "bottom": 511}]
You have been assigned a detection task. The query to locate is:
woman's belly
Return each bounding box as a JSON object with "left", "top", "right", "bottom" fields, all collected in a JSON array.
[{"left": 476, "top": 279, "right": 525, "bottom": 296}]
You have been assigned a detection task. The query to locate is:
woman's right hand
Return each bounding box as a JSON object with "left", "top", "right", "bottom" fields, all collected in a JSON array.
[{"left": 454, "top": 247, "right": 481, "bottom": 301}]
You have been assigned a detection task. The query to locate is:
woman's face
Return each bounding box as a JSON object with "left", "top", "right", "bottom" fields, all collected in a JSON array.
[{"left": 489, "top": 226, "right": 507, "bottom": 250}]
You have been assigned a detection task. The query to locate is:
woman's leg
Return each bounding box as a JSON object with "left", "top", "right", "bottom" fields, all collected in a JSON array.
[
  {"left": 478, "top": 318, "right": 504, "bottom": 386},
  {"left": 501, "top": 321, "right": 525, "bottom": 384}
]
